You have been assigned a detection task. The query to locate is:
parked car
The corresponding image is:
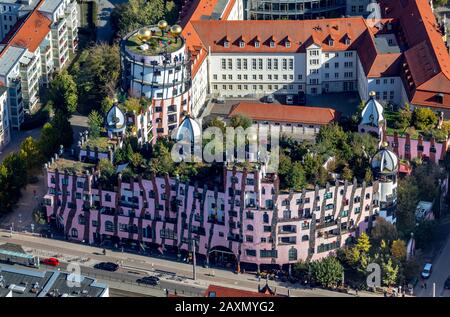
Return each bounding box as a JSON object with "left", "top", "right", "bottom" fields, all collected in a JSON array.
[
  {"left": 421, "top": 263, "right": 432, "bottom": 279},
  {"left": 215, "top": 97, "right": 225, "bottom": 104},
  {"left": 286, "top": 95, "right": 294, "bottom": 105},
  {"left": 298, "top": 91, "right": 306, "bottom": 105},
  {"left": 137, "top": 276, "right": 160, "bottom": 286},
  {"left": 94, "top": 262, "right": 119, "bottom": 272},
  {"left": 42, "top": 258, "right": 59, "bottom": 267},
  {"left": 444, "top": 276, "right": 450, "bottom": 289},
  {"left": 266, "top": 94, "right": 274, "bottom": 103}
]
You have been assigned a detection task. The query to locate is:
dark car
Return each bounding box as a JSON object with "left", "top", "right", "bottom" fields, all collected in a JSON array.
[
  {"left": 137, "top": 276, "right": 160, "bottom": 286},
  {"left": 298, "top": 91, "right": 306, "bottom": 105},
  {"left": 445, "top": 276, "right": 450, "bottom": 289},
  {"left": 94, "top": 262, "right": 119, "bottom": 272}
]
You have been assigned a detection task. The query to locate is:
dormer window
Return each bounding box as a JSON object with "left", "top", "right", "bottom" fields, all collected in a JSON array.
[
  {"left": 329, "top": 39, "right": 334, "bottom": 46},
  {"left": 345, "top": 38, "right": 351, "bottom": 45},
  {"left": 436, "top": 93, "right": 444, "bottom": 104},
  {"left": 239, "top": 41, "right": 245, "bottom": 48},
  {"left": 285, "top": 41, "right": 291, "bottom": 48},
  {"left": 224, "top": 40, "right": 230, "bottom": 48},
  {"left": 270, "top": 41, "right": 275, "bottom": 48},
  {"left": 255, "top": 41, "right": 260, "bottom": 48}
]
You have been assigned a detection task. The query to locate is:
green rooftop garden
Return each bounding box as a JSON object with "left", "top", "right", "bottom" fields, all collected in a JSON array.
[
  {"left": 125, "top": 28, "right": 183, "bottom": 56},
  {"left": 49, "top": 158, "right": 95, "bottom": 174},
  {"left": 82, "top": 136, "right": 118, "bottom": 152},
  {"left": 384, "top": 107, "right": 450, "bottom": 143}
]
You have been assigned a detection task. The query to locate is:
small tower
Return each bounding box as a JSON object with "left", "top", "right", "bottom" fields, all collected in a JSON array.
[
  {"left": 359, "top": 91, "right": 385, "bottom": 140},
  {"left": 173, "top": 115, "right": 202, "bottom": 161},
  {"left": 371, "top": 142, "right": 399, "bottom": 223},
  {"left": 105, "top": 103, "right": 126, "bottom": 139}
]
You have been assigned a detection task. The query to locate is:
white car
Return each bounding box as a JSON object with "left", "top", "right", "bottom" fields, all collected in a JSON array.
[{"left": 421, "top": 263, "right": 432, "bottom": 279}]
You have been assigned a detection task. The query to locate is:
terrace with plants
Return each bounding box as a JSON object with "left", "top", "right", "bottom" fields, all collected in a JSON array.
[
  {"left": 385, "top": 105, "right": 450, "bottom": 142},
  {"left": 124, "top": 27, "right": 183, "bottom": 56}
]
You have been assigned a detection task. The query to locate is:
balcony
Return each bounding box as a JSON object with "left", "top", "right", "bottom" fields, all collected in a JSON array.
[
  {"left": 278, "top": 225, "right": 297, "bottom": 234},
  {"left": 316, "top": 220, "right": 338, "bottom": 230},
  {"left": 119, "top": 200, "right": 139, "bottom": 208},
  {"left": 207, "top": 215, "right": 225, "bottom": 225}
]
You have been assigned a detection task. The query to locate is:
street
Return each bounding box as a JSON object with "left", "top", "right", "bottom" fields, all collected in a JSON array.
[
  {"left": 96, "top": 0, "right": 128, "bottom": 43},
  {"left": 415, "top": 232, "right": 450, "bottom": 297},
  {"left": 0, "top": 230, "right": 375, "bottom": 297}
]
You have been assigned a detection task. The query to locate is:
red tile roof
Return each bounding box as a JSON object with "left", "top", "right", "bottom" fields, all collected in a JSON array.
[
  {"left": 1, "top": 0, "right": 50, "bottom": 53},
  {"left": 380, "top": 0, "right": 450, "bottom": 108},
  {"left": 229, "top": 102, "right": 340, "bottom": 125},
  {"left": 204, "top": 285, "right": 275, "bottom": 297},
  {"left": 191, "top": 18, "right": 366, "bottom": 53}
]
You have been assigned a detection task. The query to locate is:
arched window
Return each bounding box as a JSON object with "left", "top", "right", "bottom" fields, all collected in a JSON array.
[
  {"left": 71, "top": 228, "right": 78, "bottom": 238},
  {"left": 143, "top": 225, "right": 152, "bottom": 238},
  {"left": 263, "top": 212, "right": 269, "bottom": 224},
  {"left": 105, "top": 221, "right": 114, "bottom": 232},
  {"left": 288, "top": 248, "right": 297, "bottom": 261},
  {"left": 247, "top": 224, "right": 254, "bottom": 231},
  {"left": 302, "top": 235, "right": 309, "bottom": 241}
]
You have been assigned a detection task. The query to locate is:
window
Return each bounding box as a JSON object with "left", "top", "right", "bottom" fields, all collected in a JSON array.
[
  {"left": 270, "top": 41, "right": 275, "bottom": 48},
  {"left": 260, "top": 249, "right": 277, "bottom": 258},
  {"left": 237, "top": 59, "right": 241, "bottom": 70},
  {"left": 227, "top": 59, "right": 232, "bottom": 70},
  {"left": 243, "top": 59, "right": 248, "bottom": 70},
  {"left": 288, "top": 248, "right": 297, "bottom": 261},
  {"left": 282, "top": 58, "right": 287, "bottom": 70},
  {"left": 273, "top": 59, "right": 278, "bottom": 70},
  {"left": 246, "top": 249, "right": 256, "bottom": 257},
  {"left": 254, "top": 41, "right": 260, "bottom": 48},
  {"left": 247, "top": 224, "right": 254, "bottom": 231},
  {"left": 71, "top": 228, "right": 78, "bottom": 238},
  {"left": 221, "top": 58, "right": 226, "bottom": 70},
  {"left": 258, "top": 58, "right": 263, "bottom": 70},
  {"left": 224, "top": 41, "right": 229, "bottom": 48},
  {"left": 267, "top": 59, "right": 272, "bottom": 70},
  {"left": 239, "top": 41, "right": 245, "bottom": 48},
  {"left": 252, "top": 59, "right": 257, "bottom": 70},
  {"left": 105, "top": 221, "right": 114, "bottom": 232},
  {"left": 285, "top": 41, "right": 291, "bottom": 48}
]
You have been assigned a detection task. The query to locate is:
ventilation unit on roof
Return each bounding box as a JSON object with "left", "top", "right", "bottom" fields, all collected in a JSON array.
[{"left": 8, "top": 284, "right": 26, "bottom": 294}]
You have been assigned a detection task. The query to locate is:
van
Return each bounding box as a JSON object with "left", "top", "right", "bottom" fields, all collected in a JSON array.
[{"left": 286, "top": 95, "right": 294, "bottom": 105}]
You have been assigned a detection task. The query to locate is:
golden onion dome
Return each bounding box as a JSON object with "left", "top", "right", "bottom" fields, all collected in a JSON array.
[
  {"left": 170, "top": 24, "right": 182, "bottom": 37},
  {"left": 158, "top": 20, "right": 168, "bottom": 31},
  {"left": 138, "top": 27, "right": 152, "bottom": 41}
]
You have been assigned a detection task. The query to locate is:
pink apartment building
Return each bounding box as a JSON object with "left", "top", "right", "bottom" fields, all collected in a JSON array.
[{"left": 43, "top": 156, "right": 381, "bottom": 270}]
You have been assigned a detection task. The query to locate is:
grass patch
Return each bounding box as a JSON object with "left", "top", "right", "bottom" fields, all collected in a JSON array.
[{"left": 125, "top": 30, "right": 183, "bottom": 56}]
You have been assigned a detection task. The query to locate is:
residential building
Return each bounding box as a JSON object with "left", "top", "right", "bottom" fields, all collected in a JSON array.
[{"left": 0, "top": 85, "right": 10, "bottom": 149}]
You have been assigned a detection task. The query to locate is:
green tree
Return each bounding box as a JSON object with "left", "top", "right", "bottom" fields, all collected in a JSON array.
[
  {"left": 310, "top": 256, "right": 344, "bottom": 288},
  {"left": 414, "top": 220, "right": 438, "bottom": 250},
  {"left": 292, "top": 260, "right": 309, "bottom": 281},
  {"left": 356, "top": 232, "right": 371, "bottom": 254},
  {"left": 20, "top": 137, "right": 42, "bottom": 170},
  {"left": 315, "top": 123, "right": 348, "bottom": 157},
  {"left": 396, "top": 103, "right": 412, "bottom": 130},
  {"left": 111, "top": 0, "right": 166, "bottom": 36},
  {"left": 396, "top": 177, "right": 420, "bottom": 236},
  {"left": 39, "top": 122, "right": 59, "bottom": 158},
  {"left": 364, "top": 168, "right": 373, "bottom": 183},
  {"left": 73, "top": 44, "right": 120, "bottom": 114},
  {"left": 100, "top": 96, "right": 114, "bottom": 116},
  {"left": 371, "top": 217, "right": 398, "bottom": 245},
  {"left": 0, "top": 164, "right": 10, "bottom": 212},
  {"left": 381, "top": 258, "right": 399, "bottom": 287},
  {"left": 412, "top": 107, "right": 438, "bottom": 130},
  {"left": 286, "top": 162, "right": 306, "bottom": 191},
  {"left": 52, "top": 112, "right": 74, "bottom": 148},
  {"left": 88, "top": 110, "right": 103, "bottom": 138},
  {"left": 49, "top": 70, "right": 78, "bottom": 116},
  {"left": 391, "top": 239, "right": 407, "bottom": 261},
  {"left": 230, "top": 114, "right": 252, "bottom": 130},
  {"left": 205, "top": 117, "right": 226, "bottom": 134},
  {"left": 342, "top": 165, "right": 353, "bottom": 181},
  {"left": 3, "top": 152, "right": 28, "bottom": 197}
]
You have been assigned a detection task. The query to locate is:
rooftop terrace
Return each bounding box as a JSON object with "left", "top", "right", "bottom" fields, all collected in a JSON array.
[
  {"left": 47, "top": 157, "right": 95, "bottom": 174},
  {"left": 124, "top": 27, "right": 184, "bottom": 56}
]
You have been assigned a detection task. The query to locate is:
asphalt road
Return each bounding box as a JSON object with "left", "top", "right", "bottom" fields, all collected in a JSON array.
[
  {"left": 96, "top": 0, "right": 128, "bottom": 43},
  {"left": 0, "top": 231, "right": 363, "bottom": 297}
]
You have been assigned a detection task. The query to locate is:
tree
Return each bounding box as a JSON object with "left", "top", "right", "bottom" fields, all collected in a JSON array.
[
  {"left": 371, "top": 217, "right": 398, "bottom": 245},
  {"left": 88, "top": 110, "right": 103, "bottom": 138},
  {"left": 433, "top": 0, "right": 448, "bottom": 7},
  {"left": 205, "top": 117, "right": 226, "bottom": 134},
  {"left": 52, "top": 112, "right": 74, "bottom": 148},
  {"left": 396, "top": 177, "right": 420, "bottom": 236},
  {"left": 292, "top": 260, "right": 309, "bottom": 281},
  {"left": 381, "top": 258, "right": 399, "bottom": 287},
  {"left": 20, "top": 137, "right": 42, "bottom": 170},
  {"left": 49, "top": 70, "right": 78, "bottom": 116},
  {"left": 72, "top": 44, "right": 120, "bottom": 114},
  {"left": 356, "top": 232, "right": 371, "bottom": 254},
  {"left": 39, "top": 123, "right": 59, "bottom": 158},
  {"left": 412, "top": 107, "right": 438, "bottom": 130},
  {"left": 391, "top": 239, "right": 407, "bottom": 261},
  {"left": 341, "top": 165, "right": 353, "bottom": 181},
  {"left": 315, "top": 123, "right": 348, "bottom": 157},
  {"left": 3, "top": 152, "right": 27, "bottom": 197},
  {"left": 100, "top": 96, "right": 114, "bottom": 116},
  {"left": 396, "top": 103, "right": 412, "bottom": 130},
  {"left": 364, "top": 168, "right": 373, "bottom": 183},
  {"left": 230, "top": 114, "right": 252, "bottom": 130},
  {"left": 287, "top": 162, "right": 306, "bottom": 191},
  {"left": 310, "top": 256, "right": 344, "bottom": 288},
  {"left": 111, "top": 0, "right": 166, "bottom": 36},
  {"left": 414, "top": 220, "right": 438, "bottom": 250}
]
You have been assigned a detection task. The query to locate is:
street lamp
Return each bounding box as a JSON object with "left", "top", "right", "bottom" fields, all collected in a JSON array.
[{"left": 191, "top": 239, "right": 197, "bottom": 280}]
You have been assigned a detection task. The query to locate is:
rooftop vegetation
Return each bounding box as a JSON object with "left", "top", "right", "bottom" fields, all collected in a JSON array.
[{"left": 125, "top": 29, "right": 183, "bottom": 56}]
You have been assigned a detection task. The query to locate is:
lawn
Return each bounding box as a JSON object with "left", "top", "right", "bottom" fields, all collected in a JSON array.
[{"left": 125, "top": 29, "right": 183, "bottom": 56}]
